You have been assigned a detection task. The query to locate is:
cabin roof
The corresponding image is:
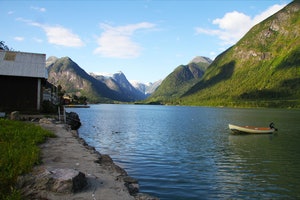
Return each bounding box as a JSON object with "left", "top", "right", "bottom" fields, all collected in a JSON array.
[{"left": 0, "top": 50, "right": 47, "bottom": 79}]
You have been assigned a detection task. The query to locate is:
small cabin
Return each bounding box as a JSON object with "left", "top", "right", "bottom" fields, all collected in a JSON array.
[{"left": 0, "top": 50, "right": 47, "bottom": 112}]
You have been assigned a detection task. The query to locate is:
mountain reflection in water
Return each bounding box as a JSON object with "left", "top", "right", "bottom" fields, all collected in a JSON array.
[{"left": 67, "top": 105, "right": 300, "bottom": 200}]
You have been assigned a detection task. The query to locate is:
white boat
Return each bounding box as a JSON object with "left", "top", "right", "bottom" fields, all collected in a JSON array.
[{"left": 228, "top": 123, "right": 277, "bottom": 134}]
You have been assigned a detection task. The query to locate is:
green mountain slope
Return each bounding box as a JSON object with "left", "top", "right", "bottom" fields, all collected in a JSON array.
[
  {"left": 147, "top": 57, "right": 211, "bottom": 104},
  {"left": 181, "top": 1, "right": 300, "bottom": 108}
]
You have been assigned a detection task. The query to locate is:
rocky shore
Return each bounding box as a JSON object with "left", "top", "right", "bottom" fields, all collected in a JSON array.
[{"left": 17, "top": 117, "right": 158, "bottom": 200}]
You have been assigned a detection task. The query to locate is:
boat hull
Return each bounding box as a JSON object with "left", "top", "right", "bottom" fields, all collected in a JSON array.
[{"left": 228, "top": 124, "right": 275, "bottom": 134}]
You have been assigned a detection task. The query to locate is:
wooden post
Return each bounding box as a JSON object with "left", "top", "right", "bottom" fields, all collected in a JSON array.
[{"left": 63, "top": 106, "right": 66, "bottom": 123}]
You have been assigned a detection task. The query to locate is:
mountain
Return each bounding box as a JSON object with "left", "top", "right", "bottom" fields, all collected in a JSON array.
[
  {"left": 181, "top": 1, "right": 300, "bottom": 108},
  {"left": 46, "top": 57, "right": 116, "bottom": 103},
  {"left": 46, "top": 57, "right": 144, "bottom": 103},
  {"left": 189, "top": 56, "right": 212, "bottom": 65},
  {"left": 90, "top": 71, "right": 147, "bottom": 101},
  {"left": 146, "top": 56, "right": 212, "bottom": 103},
  {"left": 130, "top": 80, "right": 163, "bottom": 96}
]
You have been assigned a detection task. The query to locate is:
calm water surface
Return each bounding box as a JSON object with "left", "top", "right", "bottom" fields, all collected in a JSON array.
[{"left": 67, "top": 104, "right": 300, "bottom": 199}]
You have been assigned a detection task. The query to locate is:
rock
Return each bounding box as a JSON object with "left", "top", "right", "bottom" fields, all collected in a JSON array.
[
  {"left": 126, "top": 182, "right": 139, "bottom": 195},
  {"left": 134, "top": 193, "right": 160, "bottom": 200},
  {"left": 17, "top": 167, "right": 87, "bottom": 197},
  {"left": 98, "top": 154, "right": 128, "bottom": 175},
  {"left": 66, "top": 112, "right": 81, "bottom": 130},
  {"left": 99, "top": 154, "right": 114, "bottom": 164},
  {"left": 39, "top": 118, "right": 56, "bottom": 124},
  {"left": 123, "top": 176, "right": 138, "bottom": 184},
  {"left": 49, "top": 168, "right": 87, "bottom": 193},
  {"left": 17, "top": 167, "right": 50, "bottom": 192},
  {"left": 122, "top": 176, "right": 159, "bottom": 199},
  {"left": 10, "top": 111, "right": 20, "bottom": 120},
  {"left": 123, "top": 176, "right": 139, "bottom": 195}
]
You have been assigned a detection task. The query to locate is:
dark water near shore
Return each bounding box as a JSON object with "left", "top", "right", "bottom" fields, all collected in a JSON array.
[{"left": 67, "top": 104, "right": 300, "bottom": 199}]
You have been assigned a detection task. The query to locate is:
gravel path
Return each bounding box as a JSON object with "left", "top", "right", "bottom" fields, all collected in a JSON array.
[{"left": 27, "top": 121, "right": 136, "bottom": 200}]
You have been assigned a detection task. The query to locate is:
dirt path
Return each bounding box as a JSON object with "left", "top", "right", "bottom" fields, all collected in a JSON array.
[{"left": 28, "top": 121, "right": 137, "bottom": 200}]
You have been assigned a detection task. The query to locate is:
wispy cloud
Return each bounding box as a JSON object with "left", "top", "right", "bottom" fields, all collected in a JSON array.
[
  {"left": 17, "top": 18, "right": 84, "bottom": 47},
  {"left": 14, "top": 36, "right": 24, "bottom": 41},
  {"left": 33, "top": 37, "right": 43, "bottom": 43},
  {"left": 195, "top": 3, "right": 286, "bottom": 46},
  {"left": 31, "top": 6, "right": 46, "bottom": 12},
  {"left": 94, "top": 22, "right": 156, "bottom": 58}
]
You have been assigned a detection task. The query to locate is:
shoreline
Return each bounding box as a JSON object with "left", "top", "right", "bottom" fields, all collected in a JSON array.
[{"left": 18, "top": 118, "right": 158, "bottom": 200}]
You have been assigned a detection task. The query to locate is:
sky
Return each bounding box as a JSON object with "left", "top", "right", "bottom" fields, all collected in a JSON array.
[{"left": 1, "top": 0, "right": 292, "bottom": 83}]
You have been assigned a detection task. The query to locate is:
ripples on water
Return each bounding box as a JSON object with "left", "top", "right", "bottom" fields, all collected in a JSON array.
[{"left": 67, "top": 105, "right": 300, "bottom": 199}]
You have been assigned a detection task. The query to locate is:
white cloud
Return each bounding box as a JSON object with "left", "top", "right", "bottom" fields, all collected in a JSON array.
[
  {"left": 94, "top": 22, "right": 156, "bottom": 58},
  {"left": 252, "top": 4, "right": 285, "bottom": 25},
  {"left": 17, "top": 18, "right": 84, "bottom": 47},
  {"left": 42, "top": 25, "right": 84, "bottom": 47},
  {"left": 14, "top": 36, "right": 24, "bottom": 41},
  {"left": 212, "top": 11, "right": 252, "bottom": 45},
  {"left": 195, "top": 3, "right": 286, "bottom": 46},
  {"left": 31, "top": 6, "right": 46, "bottom": 12}
]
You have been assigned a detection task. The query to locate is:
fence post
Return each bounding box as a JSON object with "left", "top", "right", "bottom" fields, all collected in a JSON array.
[
  {"left": 63, "top": 106, "right": 66, "bottom": 123},
  {"left": 58, "top": 106, "right": 61, "bottom": 121}
]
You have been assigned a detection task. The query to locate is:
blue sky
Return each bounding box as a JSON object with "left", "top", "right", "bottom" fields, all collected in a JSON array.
[{"left": 1, "top": 0, "right": 291, "bottom": 83}]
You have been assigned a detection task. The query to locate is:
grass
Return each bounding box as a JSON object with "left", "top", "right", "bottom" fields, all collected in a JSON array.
[{"left": 0, "top": 119, "right": 55, "bottom": 199}]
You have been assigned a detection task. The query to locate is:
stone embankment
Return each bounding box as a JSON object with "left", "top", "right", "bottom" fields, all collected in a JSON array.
[{"left": 17, "top": 117, "right": 158, "bottom": 200}]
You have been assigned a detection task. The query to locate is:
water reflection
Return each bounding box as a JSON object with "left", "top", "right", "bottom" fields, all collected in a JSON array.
[
  {"left": 228, "top": 133, "right": 300, "bottom": 199},
  {"left": 67, "top": 105, "right": 300, "bottom": 199}
]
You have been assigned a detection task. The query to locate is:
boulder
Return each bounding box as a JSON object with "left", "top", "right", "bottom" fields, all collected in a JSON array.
[
  {"left": 10, "top": 111, "right": 20, "bottom": 120},
  {"left": 39, "top": 118, "right": 56, "bottom": 124},
  {"left": 66, "top": 112, "right": 81, "bottom": 130},
  {"left": 126, "top": 182, "right": 139, "bottom": 195},
  {"left": 134, "top": 193, "right": 160, "bottom": 200},
  {"left": 49, "top": 168, "right": 87, "bottom": 193},
  {"left": 17, "top": 167, "right": 87, "bottom": 197},
  {"left": 123, "top": 176, "right": 139, "bottom": 195},
  {"left": 97, "top": 154, "right": 128, "bottom": 175}
]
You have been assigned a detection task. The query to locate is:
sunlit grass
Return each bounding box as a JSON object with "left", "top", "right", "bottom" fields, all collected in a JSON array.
[{"left": 0, "top": 119, "right": 55, "bottom": 199}]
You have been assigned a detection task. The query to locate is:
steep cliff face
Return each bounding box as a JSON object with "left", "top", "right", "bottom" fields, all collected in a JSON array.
[
  {"left": 182, "top": 1, "right": 300, "bottom": 108},
  {"left": 233, "top": 1, "right": 299, "bottom": 64}
]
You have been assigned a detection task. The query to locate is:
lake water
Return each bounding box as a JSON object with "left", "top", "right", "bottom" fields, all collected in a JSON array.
[{"left": 66, "top": 104, "right": 300, "bottom": 199}]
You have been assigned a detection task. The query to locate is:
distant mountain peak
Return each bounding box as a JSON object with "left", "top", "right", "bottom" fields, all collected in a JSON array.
[
  {"left": 189, "top": 56, "right": 212, "bottom": 64},
  {"left": 90, "top": 72, "right": 113, "bottom": 79},
  {"left": 46, "top": 56, "right": 58, "bottom": 67},
  {"left": 112, "top": 71, "right": 126, "bottom": 79},
  {"left": 46, "top": 56, "right": 58, "bottom": 62},
  {"left": 116, "top": 70, "right": 123, "bottom": 74},
  {"left": 90, "top": 71, "right": 126, "bottom": 81}
]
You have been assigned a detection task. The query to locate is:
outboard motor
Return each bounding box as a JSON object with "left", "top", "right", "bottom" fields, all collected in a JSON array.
[{"left": 269, "top": 122, "right": 278, "bottom": 131}]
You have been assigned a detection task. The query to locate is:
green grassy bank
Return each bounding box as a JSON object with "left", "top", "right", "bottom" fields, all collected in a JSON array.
[{"left": 0, "top": 119, "right": 55, "bottom": 199}]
